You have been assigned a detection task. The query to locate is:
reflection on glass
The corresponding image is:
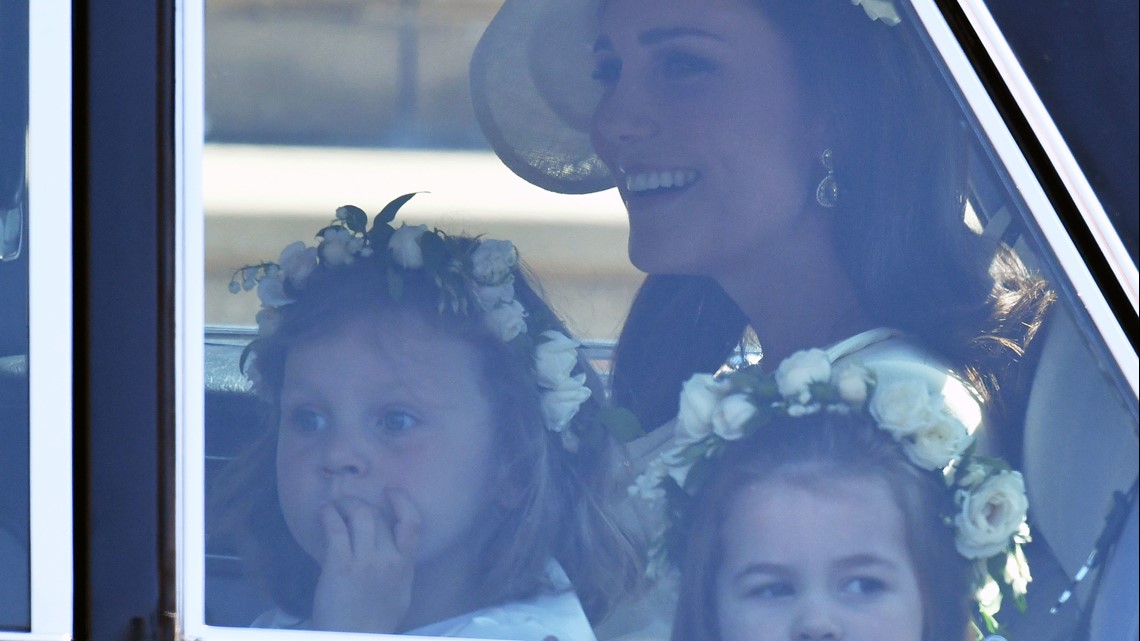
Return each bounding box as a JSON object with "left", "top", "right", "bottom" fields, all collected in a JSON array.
[
  {"left": 202, "top": 0, "right": 1137, "bottom": 638},
  {"left": 0, "top": 0, "right": 31, "bottom": 631}
]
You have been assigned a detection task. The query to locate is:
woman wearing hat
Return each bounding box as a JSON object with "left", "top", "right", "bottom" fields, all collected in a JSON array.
[{"left": 471, "top": 0, "right": 1052, "bottom": 450}]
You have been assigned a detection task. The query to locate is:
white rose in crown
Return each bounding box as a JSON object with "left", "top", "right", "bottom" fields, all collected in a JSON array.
[
  {"left": 662, "top": 445, "right": 694, "bottom": 489},
  {"left": 278, "top": 241, "right": 318, "bottom": 286},
  {"left": 254, "top": 307, "right": 280, "bottom": 336},
  {"left": 483, "top": 299, "right": 528, "bottom": 342},
  {"left": 629, "top": 458, "right": 669, "bottom": 501},
  {"left": 902, "top": 410, "right": 974, "bottom": 470},
  {"left": 388, "top": 224, "right": 429, "bottom": 268},
  {"left": 534, "top": 331, "right": 580, "bottom": 389},
  {"left": 955, "top": 470, "right": 1029, "bottom": 559},
  {"left": 832, "top": 362, "right": 872, "bottom": 405},
  {"left": 471, "top": 239, "right": 518, "bottom": 284},
  {"left": 256, "top": 275, "right": 293, "bottom": 307},
  {"left": 474, "top": 281, "right": 515, "bottom": 311},
  {"left": 321, "top": 227, "right": 363, "bottom": 266},
  {"left": 676, "top": 374, "right": 728, "bottom": 442},
  {"left": 712, "top": 394, "right": 757, "bottom": 440},
  {"left": 776, "top": 349, "right": 831, "bottom": 404},
  {"left": 541, "top": 374, "right": 591, "bottom": 433},
  {"left": 870, "top": 380, "right": 936, "bottom": 438}
]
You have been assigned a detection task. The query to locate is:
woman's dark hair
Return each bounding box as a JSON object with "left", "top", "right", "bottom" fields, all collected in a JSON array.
[
  {"left": 210, "top": 240, "right": 640, "bottom": 625},
  {"left": 670, "top": 411, "right": 972, "bottom": 641},
  {"left": 611, "top": 0, "right": 1054, "bottom": 451}
]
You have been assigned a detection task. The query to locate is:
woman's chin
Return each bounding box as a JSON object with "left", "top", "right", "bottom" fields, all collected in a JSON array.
[{"left": 628, "top": 238, "right": 705, "bottom": 277}]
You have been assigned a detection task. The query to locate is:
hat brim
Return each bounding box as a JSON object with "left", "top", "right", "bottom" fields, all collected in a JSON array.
[{"left": 470, "top": 0, "right": 615, "bottom": 194}]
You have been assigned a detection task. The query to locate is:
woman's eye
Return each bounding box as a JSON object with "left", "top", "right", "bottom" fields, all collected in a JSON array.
[
  {"left": 745, "top": 581, "right": 794, "bottom": 599},
  {"left": 285, "top": 408, "right": 327, "bottom": 433},
  {"left": 591, "top": 57, "right": 621, "bottom": 88},
  {"left": 379, "top": 410, "right": 419, "bottom": 434},
  {"left": 841, "top": 577, "right": 888, "bottom": 596},
  {"left": 660, "top": 52, "right": 715, "bottom": 79}
]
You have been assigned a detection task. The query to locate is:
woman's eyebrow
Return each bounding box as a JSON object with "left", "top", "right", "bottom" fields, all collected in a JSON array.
[
  {"left": 593, "top": 27, "right": 724, "bottom": 52},
  {"left": 639, "top": 27, "right": 724, "bottom": 45}
]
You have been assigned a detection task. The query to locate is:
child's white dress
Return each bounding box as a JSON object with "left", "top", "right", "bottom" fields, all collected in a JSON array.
[{"left": 252, "top": 559, "right": 597, "bottom": 641}]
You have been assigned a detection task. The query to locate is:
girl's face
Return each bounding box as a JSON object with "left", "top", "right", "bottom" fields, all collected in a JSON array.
[
  {"left": 716, "top": 475, "right": 923, "bottom": 641},
  {"left": 590, "top": 0, "right": 821, "bottom": 277},
  {"left": 275, "top": 312, "right": 502, "bottom": 576}
]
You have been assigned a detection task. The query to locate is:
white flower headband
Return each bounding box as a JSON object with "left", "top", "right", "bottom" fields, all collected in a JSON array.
[
  {"left": 230, "top": 196, "right": 597, "bottom": 452},
  {"left": 632, "top": 348, "right": 1030, "bottom": 635}
]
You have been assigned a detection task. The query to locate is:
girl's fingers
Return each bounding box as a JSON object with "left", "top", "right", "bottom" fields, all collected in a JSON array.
[
  {"left": 319, "top": 503, "right": 351, "bottom": 564},
  {"left": 339, "top": 495, "right": 380, "bottom": 549},
  {"left": 385, "top": 487, "right": 422, "bottom": 558}
]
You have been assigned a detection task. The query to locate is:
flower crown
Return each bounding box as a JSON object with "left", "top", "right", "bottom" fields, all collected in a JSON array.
[
  {"left": 230, "top": 195, "right": 599, "bottom": 452},
  {"left": 631, "top": 348, "right": 1030, "bottom": 635}
]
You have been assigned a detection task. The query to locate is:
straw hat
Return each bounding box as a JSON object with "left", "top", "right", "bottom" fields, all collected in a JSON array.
[{"left": 470, "top": 0, "right": 614, "bottom": 194}]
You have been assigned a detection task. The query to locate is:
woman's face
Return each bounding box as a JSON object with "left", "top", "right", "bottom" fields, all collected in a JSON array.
[
  {"left": 715, "top": 476, "right": 924, "bottom": 641},
  {"left": 275, "top": 312, "right": 502, "bottom": 576},
  {"left": 590, "top": 0, "right": 823, "bottom": 276}
]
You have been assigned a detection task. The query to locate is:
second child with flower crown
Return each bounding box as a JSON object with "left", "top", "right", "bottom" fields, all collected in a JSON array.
[
  {"left": 214, "top": 198, "right": 639, "bottom": 639},
  {"left": 631, "top": 344, "right": 1032, "bottom": 641}
]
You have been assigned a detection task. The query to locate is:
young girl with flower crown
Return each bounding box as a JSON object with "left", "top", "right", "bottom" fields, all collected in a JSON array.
[
  {"left": 631, "top": 343, "right": 1032, "bottom": 641},
  {"left": 212, "top": 198, "right": 640, "bottom": 639}
]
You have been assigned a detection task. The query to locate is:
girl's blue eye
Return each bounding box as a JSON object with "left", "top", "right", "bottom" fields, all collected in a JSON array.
[
  {"left": 746, "top": 581, "right": 794, "bottom": 600},
  {"left": 591, "top": 57, "right": 621, "bottom": 88},
  {"left": 661, "top": 52, "right": 715, "bottom": 79},
  {"left": 287, "top": 408, "right": 327, "bottom": 433},
  {"left": 841, "top": 577, "right": 887, "bottom": 596},
  {"left": 379, "top": 410, "right": 419, "bottom": 434}
]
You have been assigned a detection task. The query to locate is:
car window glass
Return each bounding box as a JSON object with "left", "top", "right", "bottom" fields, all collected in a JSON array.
[
  {"left": 0, "top": 0, "right": 30, "bottom": 631},
  {"left": 194, "top": 1, "right": 1137, "bottom": 638}
]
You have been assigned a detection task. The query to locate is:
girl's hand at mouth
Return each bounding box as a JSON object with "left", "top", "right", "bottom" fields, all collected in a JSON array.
[{"left": 310, "top": 489, "right": 422, "bottom": 633}]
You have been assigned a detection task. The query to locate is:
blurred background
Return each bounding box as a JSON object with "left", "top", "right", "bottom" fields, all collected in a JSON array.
[{"left": 205, "top": 0, "right": 643, "bottom": 341}]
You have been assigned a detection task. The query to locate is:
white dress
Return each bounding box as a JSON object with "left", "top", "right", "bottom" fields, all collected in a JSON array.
[{"left": 252, "top": 559, "right": 597, "bottom": 641}]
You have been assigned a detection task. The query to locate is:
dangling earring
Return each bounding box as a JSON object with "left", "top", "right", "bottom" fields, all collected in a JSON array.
[{"left": 815, "top": 148, "right": 839, "bottom": 208}]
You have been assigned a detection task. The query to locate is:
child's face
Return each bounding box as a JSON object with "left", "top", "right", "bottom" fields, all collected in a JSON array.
[
  {"left": 275, "top": 312, "right": 502, "bottom": 577},
  {"left": 715, "top": 475, "right": 923, "bottom": 641}
]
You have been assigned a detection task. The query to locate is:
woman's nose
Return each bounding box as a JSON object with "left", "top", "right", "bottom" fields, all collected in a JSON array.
[{"left": 591, "top": 83, "right": 660, "bottom": 146}]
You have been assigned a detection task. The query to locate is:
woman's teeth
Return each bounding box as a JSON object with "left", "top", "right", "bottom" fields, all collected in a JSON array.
[{"left": 625, "top": 169, "right": 699, "bottom": 193}]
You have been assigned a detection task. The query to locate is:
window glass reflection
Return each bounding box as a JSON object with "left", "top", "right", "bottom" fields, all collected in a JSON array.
[
  {"left": 0, "top": 0, "right": 31, "bottom": 631},
  {"left": 202, "top": 1, "right": 1137, "bottom": 638}
]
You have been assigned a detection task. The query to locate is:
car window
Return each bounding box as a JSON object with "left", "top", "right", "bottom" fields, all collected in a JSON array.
[
  {"left": 0, "top": 0, "right": 31, "bottom": 630},
  {"left": 186, "top": 1, "right": 1137, "bottom": 639}
]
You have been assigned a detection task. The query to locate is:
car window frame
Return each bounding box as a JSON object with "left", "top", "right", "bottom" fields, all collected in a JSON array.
[{"left": 0, "top": 0, "right": 75, "bottom": 638}]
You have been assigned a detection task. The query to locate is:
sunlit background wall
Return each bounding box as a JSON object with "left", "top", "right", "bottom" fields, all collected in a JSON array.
[{"left": 204, "top": 0, "right": 642, "bottom": 341}]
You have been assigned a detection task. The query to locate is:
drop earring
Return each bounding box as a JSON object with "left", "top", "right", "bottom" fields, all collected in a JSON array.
[{"left": 815, "top": 148, "right": 839, "bottom": 208}]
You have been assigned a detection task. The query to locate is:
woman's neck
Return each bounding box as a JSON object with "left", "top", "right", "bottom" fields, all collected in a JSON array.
[{"left": 713, "top": 223, "right": 872, "bottom": 364}]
